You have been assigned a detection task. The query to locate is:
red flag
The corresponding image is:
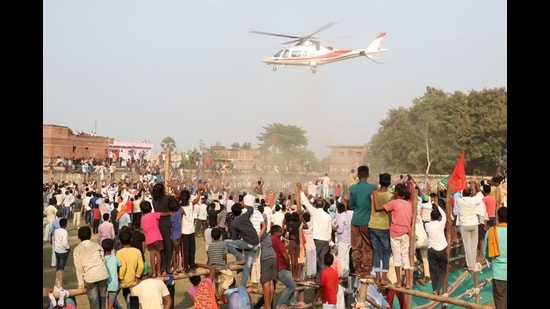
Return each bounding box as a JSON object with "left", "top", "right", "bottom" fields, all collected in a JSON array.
[{"left": 448, "top": 150, "right": 467, "bottom": 193}]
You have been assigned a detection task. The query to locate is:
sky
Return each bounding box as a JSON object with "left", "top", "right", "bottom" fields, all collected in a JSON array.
[{"left": 43, "top": 0, "right": 507, "bottom": 159}]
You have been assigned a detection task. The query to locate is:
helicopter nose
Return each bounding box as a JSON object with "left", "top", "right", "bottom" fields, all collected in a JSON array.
[{"left": 262, "top": 57, "right": 274, "bottom": 64}]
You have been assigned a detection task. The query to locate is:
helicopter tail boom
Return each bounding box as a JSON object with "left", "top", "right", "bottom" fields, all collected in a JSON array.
[{"left": 359, "top": 32, "right": 388, "bottom": 63}]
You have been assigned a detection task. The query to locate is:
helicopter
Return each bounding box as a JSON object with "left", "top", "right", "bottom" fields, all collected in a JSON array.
[{"left": 251, "top": 23, "right": 388, "bottom": 73}]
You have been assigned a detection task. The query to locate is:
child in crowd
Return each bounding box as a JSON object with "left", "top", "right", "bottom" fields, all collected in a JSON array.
[
  {"left": 187, "top": 263, "right": 219, "bottom": 308},
  {"left": 140, "top": 200, "right": 164, "bottom": 277},
  {"left": 130, "top": 221, "right": 146, "bottom": 262},
  {"left": 116, "top": 228, "right": 144, "bottom": 307},
  {"left": 312, "top": 253, "right": 340, "bottom": 308},
  {"left": 207, "top": 227, "right": 233, "bottom": 300},
  {"left": 102, "top": 238, "right": 122, "bottom": 309},
  {"left": 373, "top": 183, "right": 413, "bottom": 289}
]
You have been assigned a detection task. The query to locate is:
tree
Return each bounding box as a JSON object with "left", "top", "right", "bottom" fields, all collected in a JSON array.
[
  {"left": 241, "top": 142, "right": 252, "bottom": 149},
  {"left": 231, "top": 142, "right": 241, "bottom": 150},
  {"left": 257, "top": 123, "right": 308, "bottom": 152},
  {"left": 256, "top": 123, "right": 314, "bottom": 175},
  {"left": 160, "top": 136, "right": 176, "bottom": 152},
  {"left": 160, "top": 136, "right": 176, "bottom": 185},
  {"left": 367, "top": 87, "right": 506, "bottom": 176}
]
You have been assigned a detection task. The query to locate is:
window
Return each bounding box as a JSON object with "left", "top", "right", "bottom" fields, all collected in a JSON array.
[
  {"left": 292, "top": 50, "right": 302, "bottom": 57},
  {"left": 282, "top": 49, "right": 290, "bottom": 58}
]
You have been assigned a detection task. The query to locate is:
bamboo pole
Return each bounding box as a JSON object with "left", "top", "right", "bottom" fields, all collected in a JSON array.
[
  {"left": 164, "top": 147, "right": 171, "bottom": 192},
  {"left": 474, "top": 271, "right": 480, "bottom": 304},
  {"left": 50, "top": 263, "right": 244, "bottom": 299},
  {"left": 413, "top": 269, "right": 474, "bottom": 309},
  {"left": 381, "top": 283, "right": 494, "bottom": 309},
  {"left": 295, "top": 182, "right": 301, "bottom": 215},
  {"left": 443, "top": 188, "right": 453, "bottom": 293},
  {"left": 407, "top": 184, "right": 418, "bottom": 308}
]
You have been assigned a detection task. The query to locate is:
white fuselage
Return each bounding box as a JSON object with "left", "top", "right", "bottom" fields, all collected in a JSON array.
[{"left": 262, "top": 43, "right": 364, "bottom": 67}]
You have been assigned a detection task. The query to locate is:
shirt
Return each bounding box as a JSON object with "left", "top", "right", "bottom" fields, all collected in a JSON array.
[
  {"left": 271, "top": 234, "right": 289, "bottom": 271},
  {"left": 259, "top": 232, "right": 276, "bottom": 261},
  {"left": 118, "top": 212, "right": 132, "bottom": 232},
  {"left": 141, "top": 212, "right": 163, "bottom": 245},
  {"left": 97, "top": 221, "right": 115, "bottom": 245},
  {"left": 73, "top": 240, "right": 109, "bottom": 288},
  {"left": 483, "top": 225, "right": 507, "bottom": 281},
  {"left": 369, "top": 191, "right": 392, "bottom": 230},
  {"left": 333, "top": 211, "right": 351, "bottom": 243},
  {"left": 170, "top": 207, "right": 183, "bottom": 240},
  {"left": 319, "top": 266, "right": 339, "bottom": 305},
  {"left": 131, "top": 277, "right": 170, "bottom": 309},
  {"left": 300, "top": 191, "right": 332, "bottom": 241},
  {"left": 116, "top": 246, "right": 144, "bottom": 286},
  {"left": 52, "top": 228, "right": 70, "bottom": 253},
  {"left": 425, "top": 206, "right": 448, "bottom": 251},
  {"left": 181, "top": 204, "right": 195, "bottom": 235},
  {"left": 230, "top": 206, "right": 260, "bottom": 246},
  {"left": 383, "top": 198, "right": 413, "bottom": 238},
  {"left": 348, "top": 180, "right": 377, "bottom": 226},
  {"left": 105, "top": 254, "right": 122, "bottom": 292},
  {"left": 207, "top": 240, "right": 229, "bottom": 270}
]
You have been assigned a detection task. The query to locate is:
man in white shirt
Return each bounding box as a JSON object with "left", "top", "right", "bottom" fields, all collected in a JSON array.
[
  {"left": 298, "top": 184, "right": 333, "bottom": 276},
  {"left": 63, "top": 190, "right": 75, "bottom": 221},
  {"left": 270, "top": 204, "right": 284, "bottom": 229},
  {"left": 52, "top": 218, "right": 71, "bottom": 271},
  {"left": 131, "top": 262, "right": 172, "bottom": 309},
  {"left": 424, "top": 206, "right": 448, "bottom": 295}
]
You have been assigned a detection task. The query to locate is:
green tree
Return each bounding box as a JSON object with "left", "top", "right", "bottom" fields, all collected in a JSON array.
[
  {"left": 241, "top": 142, "right": 252, "bottom": 149},
  {"left": 256, "top": 123, "right": 314, "bottom": 174},
  {"left": 368, "top": 87, "right": 506, "bottom": 176},
  {"left": 257, "top": 123, "right": 308, "bottom": 152},
  {"left": 231, "top": 142, "right": 241, "bottom": 150},
  {"left": 160, "top": 136, "right": 177, "bottom": 152}
]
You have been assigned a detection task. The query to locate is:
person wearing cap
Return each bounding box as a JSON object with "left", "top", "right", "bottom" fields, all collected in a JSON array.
[{"left": 131, "top": 262, "right": 172, "bottom": 309}]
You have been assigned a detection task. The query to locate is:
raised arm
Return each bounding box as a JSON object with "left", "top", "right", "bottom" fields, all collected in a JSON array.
[
  {"left": 196, "top": 263, "right": 217, "bottom": 282},
  {"left": 371, "top": 190, "right": 386, "bottom": 211}
]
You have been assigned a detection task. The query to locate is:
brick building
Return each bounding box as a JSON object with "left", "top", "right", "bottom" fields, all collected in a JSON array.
[
  {"left": 326, "top": 144, "right": 369, "bottom": 174},
  {"left": 43, "top": 124, "right": 113, "bottom": 165}
]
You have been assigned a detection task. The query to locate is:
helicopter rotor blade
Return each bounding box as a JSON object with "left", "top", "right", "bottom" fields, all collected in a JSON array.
[
  {"left": 305, "top": 22, "right": 336, "bottom": 40},
  {"left": 251, "top": 22, "right": 336, "bottom": 46},
  {"left": 250, "top": 31, "right": 302, "bottom": 40},
  {"left": 281, "top": 37, "right": 320, "bottom": 45}
]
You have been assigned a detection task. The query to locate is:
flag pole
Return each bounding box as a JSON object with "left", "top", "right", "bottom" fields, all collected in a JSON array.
[{"left": 442, "top": 150, "right": 466, "bottom": 295}]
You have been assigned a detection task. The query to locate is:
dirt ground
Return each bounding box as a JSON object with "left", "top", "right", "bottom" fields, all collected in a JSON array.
[{"left": 43, "top": 224, "right": 318, "bottom": 309}]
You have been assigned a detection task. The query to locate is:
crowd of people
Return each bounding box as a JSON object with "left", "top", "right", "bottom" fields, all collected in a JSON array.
[{"left": 43, "top": 166, "right": 507, "bottom": 309}]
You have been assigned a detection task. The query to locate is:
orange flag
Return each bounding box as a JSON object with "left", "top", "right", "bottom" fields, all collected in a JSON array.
[{"left": 448, "top": 150, "right": 467, "bottom": 193}]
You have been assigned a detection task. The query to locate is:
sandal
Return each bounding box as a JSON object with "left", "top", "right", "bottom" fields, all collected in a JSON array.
[{"left": 379, "top": 280, "right": 390, "bottom": 286}]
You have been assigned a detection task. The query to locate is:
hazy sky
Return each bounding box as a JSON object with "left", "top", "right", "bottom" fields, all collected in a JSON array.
[{"left": 43, "top": 1, "right": 507, "bottom": 158}]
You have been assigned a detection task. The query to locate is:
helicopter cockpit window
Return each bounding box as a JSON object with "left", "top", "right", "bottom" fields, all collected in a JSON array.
[
  {"left": 282, "top": 49, "right": 290, "bottom": 58},
  {"left": 302, "top": 51, "right": 307, "bottom": 57},
  {"left": 273, "top": 50, "right": 284, "bottom": 58},
  {"left": 291, "top": 50, "right": 302, "bottom": 57},
  {"left": 327, "top": 46, "right": 333, "bottom": 50}
]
